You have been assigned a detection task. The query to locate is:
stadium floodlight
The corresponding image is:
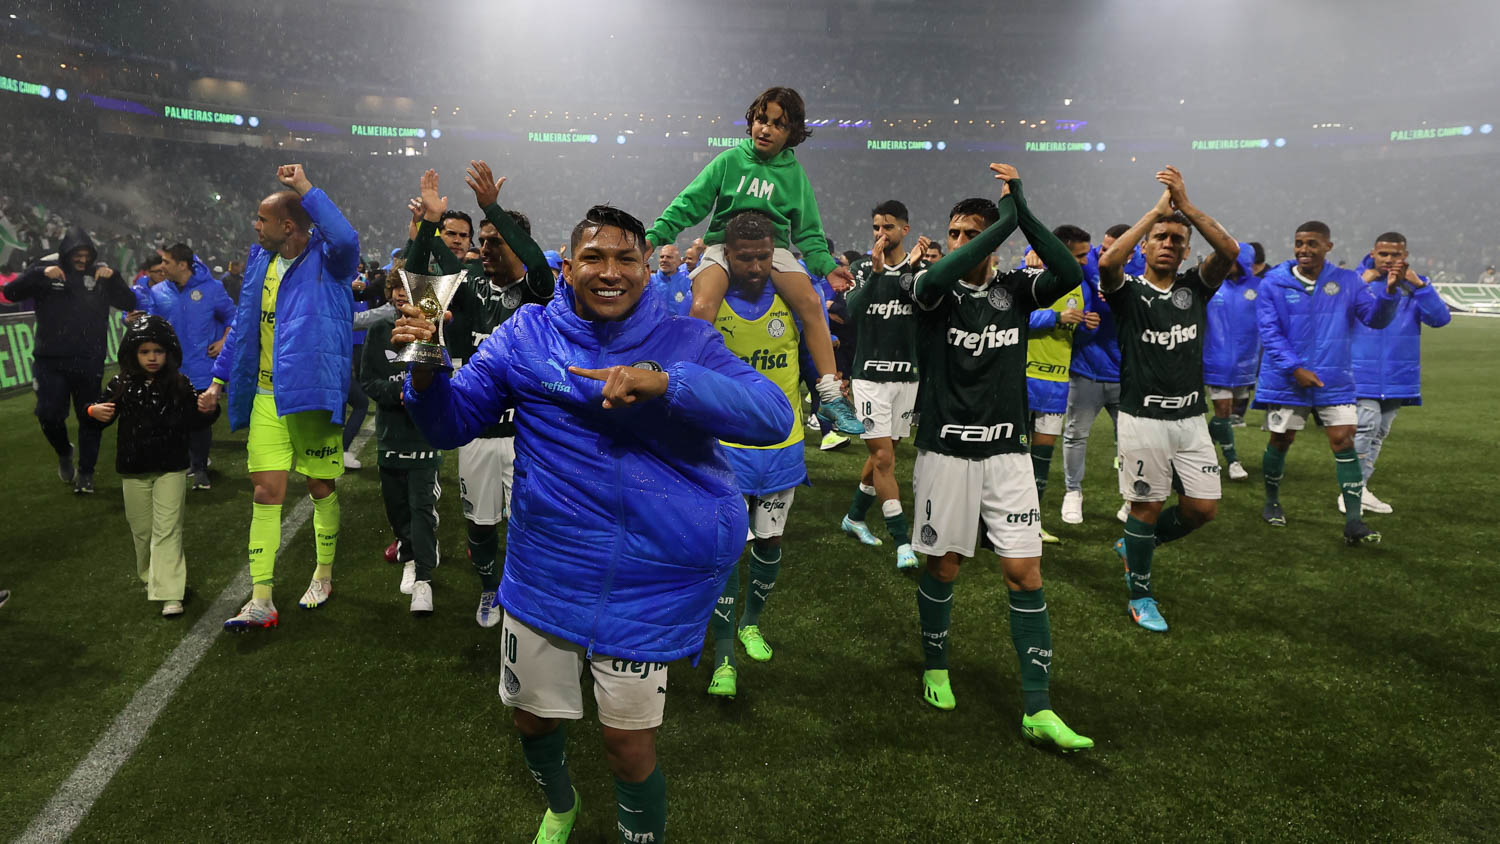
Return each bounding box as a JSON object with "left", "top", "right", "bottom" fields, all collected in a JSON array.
[
  {"left": 1482, "top": 124, "right": 1494, "bottom": 135},
  {"left": 936, "top": 141, "right": 946, "bottom": 151},
  {"left": 1063, "top": 98, "right": 1072, "bottom": 106},
  {"left": 616, "top": 134, "right": 626, "bottom": 144},
  {"left": 54, "top": 87, "right": 67, "bottom": 101},
  {"left": 431, "top": 129, "right": 442, "bottom": 139},
  {"left": 1096, "top": 142, "right": 1106, "bottom": 151},
  {"left": 248, "top": 116, "right": 259, "bottom": 127},
  {"left": 952, "top": 98, "right": 960, "bottom": 105},
  {"left": 1274, "top": 137, "right": 1286, "bottom": 147}
]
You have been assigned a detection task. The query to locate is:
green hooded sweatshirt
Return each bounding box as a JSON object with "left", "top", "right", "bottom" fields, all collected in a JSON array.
[{"left": 646, "top": 138, "right": 837, "bottom": 278}]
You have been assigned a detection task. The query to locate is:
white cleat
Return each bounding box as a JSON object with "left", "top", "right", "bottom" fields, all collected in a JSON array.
[
  {"left": 410, "top": 580, "right": 433, "bottom": 614},
  {"left": 399, "top": 561, "right": 417, "bottom": 595},
  {"left": 1227, "top": 461, "right": 1248, "bottom": 480},
  {"left": 299, "top": 578, "right": 332, "bottom": 609},
  {"left": 342, "top": 451, "right": 362, "bottom": 470},
  {"left": 1116, "top": 502, "right": 1130, "bottom": 523},
  {"left": 1061, "top": 490, "right": 1083, "bottom": 524},
  {"left": 1362, "top": 488, "right": 1392, "bottom": 514},
  {"left": 475, "top": 588, "right": 501, "bottom": 628}
]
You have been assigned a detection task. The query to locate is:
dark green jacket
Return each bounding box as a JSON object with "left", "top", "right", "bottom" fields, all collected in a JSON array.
[{"left": 360, "top": 321, "right": 441, "bottom": 468}]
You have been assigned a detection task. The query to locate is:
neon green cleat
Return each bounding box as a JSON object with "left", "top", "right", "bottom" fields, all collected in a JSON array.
[
  {"left": 532, "top": 787, "right": 579, "bottom": 843},
  {"left": 1021, "top": 709, "right": 1093, "bottom": 752},
  {"left": 707, "top": 657, "right": 737, "bottom": 698},
  {"left": 922, "top": 669, "right": 956, "bottom": 710},
  {"left": 738, "top": 624, "right": 773, "bottom": 662},
  {"left": 1039, "top": 525, "right": 1060, "bottom": 544}
]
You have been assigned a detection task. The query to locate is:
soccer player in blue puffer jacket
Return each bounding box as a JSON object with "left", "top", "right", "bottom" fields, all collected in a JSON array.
[
  {"left": 1202, "top": 242, "right": 1262, "bottom": 481},
  {"left": 400, "top": 205, "right": 792, "bottom": 844},
  {"left": 1254, "top": 221, "right": 1398, "bottom": 545},
  {"left": 1348, "top": 232, "right": 1450, "bottom": 515}
]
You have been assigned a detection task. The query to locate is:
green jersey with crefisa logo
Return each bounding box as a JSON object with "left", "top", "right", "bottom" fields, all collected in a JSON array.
[
  {"left": 847, "top": 255, "right": 924, "bottom": 383},
  {"left": 1105, "top": 268, "right": 1216, "bottom": 420}
]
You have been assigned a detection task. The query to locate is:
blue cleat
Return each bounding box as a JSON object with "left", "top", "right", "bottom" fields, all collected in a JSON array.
[
  {"left": 817, "top": 396, "right": 867, "bottom": 436},
  {"left": 895, "top": 543, "right": 919, "bottom": 570},
  {"left": 1128, "top": 597, "right": 1168, "bottom": 632},
  {"left": 841, "top": 515, "right": 883, "bottom": 547}
]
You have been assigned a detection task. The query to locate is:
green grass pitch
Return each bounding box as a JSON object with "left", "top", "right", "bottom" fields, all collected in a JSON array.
[{"left": 1, "top": 318, "right": 1496, "bottom": 842}]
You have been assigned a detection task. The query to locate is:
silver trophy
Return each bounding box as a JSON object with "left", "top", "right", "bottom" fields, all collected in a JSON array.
[{"left": 396, "top": 268, "right": 467, "bottom": 369}]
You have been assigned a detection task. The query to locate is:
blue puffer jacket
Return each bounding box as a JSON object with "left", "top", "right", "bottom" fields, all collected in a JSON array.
[
  {"left": 1351, "top": 276, "right": 1450, "bottom": 405},
  {"left": 150, "top": 257, "right": 235, "bottom": 389},
  {"left": 124, "top": 278, "right": 155, "bottom": 324},
  {"left": 1254, "top": 260, "right": 1398, "bottom": 407},
  {"left": 1070, "top": 248, "right": 1119, "bottom": 382},
  {"left": 1203, "top": 243, "right": 1262, "bottom": 387},
  {"left": 405, "top": 281, "right": 794, "bottom": 663},
  {"left": 211, "top": 188, "right": 358, "bottom": 429},
  {"left": 650, "top": 267, "right": 693, "bottom": 316}
]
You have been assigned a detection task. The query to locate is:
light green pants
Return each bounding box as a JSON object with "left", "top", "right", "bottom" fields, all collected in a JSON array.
[{"left": 121, "top": 471, "right": 188, "bottom": 602}]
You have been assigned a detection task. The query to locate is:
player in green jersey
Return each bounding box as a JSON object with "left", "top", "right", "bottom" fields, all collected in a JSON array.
[
  {"left": 1098, "top": 166, "right": 1240, "bottom": 633},
  {"left": 907, "top": 163, "right": 1091, "bottom": 751},
  {"left": 841, "top": 200, "right": 930, "bottom": 570}
]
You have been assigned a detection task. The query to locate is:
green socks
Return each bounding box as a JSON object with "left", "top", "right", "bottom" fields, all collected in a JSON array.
[
  {"left": 1263, "top": 444, "right": 1287, "bottom": 504},
  {"left": 248, "top": 502, "right": 282, "bottom": 585},
  {"left": 1153, "top": 506, "right": 1197, "bottom": 546},
  {"left": 741, "top": 544, "right": 780, "bottom": 628},
  {"left": 881, "top": 499, "right": 911, "bottom": 546},
  {"left": 712, "top": 563, "right": 738, "bottom": 670},
  {"left": 917, "top": 571, "right": 953, "bottom": 670},
  {"left": 311, "top": 491, "right": 339, "bottom": 570},
  {"left": 1209, "top": 415, "right": 1238, "bottom": 464},
  {"left": 1009, "top": 588, "right": 1052, "bottom": 716},
  {"left": 848, "top": 483, "right": 876, "bottom": 522},
  {"left": 467, "top": 522, "right": 501, "bottom": 590},
  {"left": 1123, "top": 516, "right": 1156, "bottom": 598},
  {"left": 1334, "top": 447, "right": 1364, "bottom": 524},
  {"left": 1031, "top": 443, "right": 1054, "bottom": 503},
  {"left": 519, "top": 727, "right": 575, "bottom": 815},
  {"left": 615, "top": 766, "right": 667, "bottom": 844}
]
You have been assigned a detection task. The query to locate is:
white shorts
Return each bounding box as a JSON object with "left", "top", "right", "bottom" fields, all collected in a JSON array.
[
  {"left": 851, "top": 379, "right": 918, "bottom": 441},
  {"left": 911, "top": 450, "right": 1042, "bottom": 559},
  {"left": 746, "top": 488, "right": 796, "bottom": 540},
  {"left": 458, "top": 436, "right": 515, "bottom": 526},
  {"left": 499, "top": 613, "right": 667, "bottom": 730},
  {"left": 1206, "top": 386, "right": 1252, "bottom": 401},
  {"left": 1264, "top": 404, "right": 1358, "bottom": 433},
  {"left": 1117, "top": 412, "right": 1222, "bottom": 502},
  {"left": 1031, "top": 411, "right": 1065, "bottom": 437},
  {"left": 692, "top": 245, "right": 804, "bottom": 279}
]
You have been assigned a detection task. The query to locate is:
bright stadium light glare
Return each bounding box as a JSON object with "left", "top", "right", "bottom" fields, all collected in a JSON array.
[
  {"left": 952, "top": 98, "right": 960, "bottom": 105},
  {"left": 248, "top": 116, "right": 259, "bottom": 127},
  {"left": 936, "top": 141, "right": 946, "bottom": 150},
  {"left": 1482, "top": 124, "right": 1494, "bottom": 134},
  {"left": 1258, "top": 138, "right": 1270, "bottom": 148},
  {"left": 1275, "top": 137, "right": 1287, "bottom": 147},
  {"left": 1083, "top": 142, "right": 1093, "bottom": 151},
  {"left": 431, "top": 129, "right": 442, "bottom": 139},
  {"left": 1461, "top": 125, "right": 1473, "bottom": 136},
  {"left": 54, "top": 88, "right": 67, "bottom": 101},
  {"left": 233, "top": 114, "right": 243, "bottom": 125},
  {"left": 616, "top": 134, "right": 626, "bottom": 144},
  {"left": 416, "top": 128, "right": 427, "bottom": 138},
  {"left": 589, "top": 134, "right": 599, "bottom": 143},
  {"left": 923, "top": 141, "right": 933, "bottom": 150},
  {"left": 38, "top": 84, "right": 50, "bottom": 98},
  {"left": 1096, "top": 142, "right": 1106, "bottom": 151},
  {"left": 1063, "top": 98, "right": 1072, "bottom": 106}
]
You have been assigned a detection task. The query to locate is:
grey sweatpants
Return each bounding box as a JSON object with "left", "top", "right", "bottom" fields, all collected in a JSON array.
[
  {"left": 1062, "top": 375, "right": 1121, "bottom": 492},
  {"left": 1355, "top": 398, "right": 1401, "bottom": 481}
]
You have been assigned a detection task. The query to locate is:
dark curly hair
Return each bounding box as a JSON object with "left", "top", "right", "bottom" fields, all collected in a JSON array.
[
  {"left": 745, "top": 87, "right": 812, "bottom": 149},
  {"left": 570, "top": 205, "right": 647, "bottom": 254}
]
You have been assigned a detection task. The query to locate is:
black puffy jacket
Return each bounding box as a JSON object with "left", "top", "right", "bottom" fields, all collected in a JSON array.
[{"left": 91, "top": 316, "right": 219, "bottom": 474}]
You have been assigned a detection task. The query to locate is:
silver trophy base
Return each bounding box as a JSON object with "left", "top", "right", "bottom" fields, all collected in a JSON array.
[{"left": 396, "top": 341, "right": 453, "bottom": 371}]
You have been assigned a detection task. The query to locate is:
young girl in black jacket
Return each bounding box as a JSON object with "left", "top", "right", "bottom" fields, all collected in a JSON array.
[{"left": 87, "top": 316, "right": 220, "bottom": 617}]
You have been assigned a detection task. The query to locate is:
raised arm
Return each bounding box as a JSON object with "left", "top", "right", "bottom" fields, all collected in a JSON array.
[
  {"left": 412, "top": 170, "right": 462, "bottom": 275},
  {"left": 1099, "top": 189, "right": 1174, "bottom": 293},
  {"left": 282, "top": 165, "right": 360, "bottom": 282},
  {"left": 1010, "top": 179, "right": 1085, "bottom": 304},
  {"left": 1409, "top": 273, "right": 1452, "bottom": 327},
  {"left": 914, "top": 188, "right": 1019, "bottom": 308},
  {"left": 1157, "top": 166, "right": 1238, "bottom": 288},
  {"left": 466, "top": 160, "right": 554, "bottom": 299}
]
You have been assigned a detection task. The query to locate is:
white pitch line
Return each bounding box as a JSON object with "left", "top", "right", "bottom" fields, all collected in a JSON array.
[{"left": 16, "top": 430, "right": 373, "bottom": 844}]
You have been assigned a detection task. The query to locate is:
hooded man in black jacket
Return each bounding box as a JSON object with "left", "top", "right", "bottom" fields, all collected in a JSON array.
[{"left": 2, "top": 226, "right": 133, "bottom": 492}]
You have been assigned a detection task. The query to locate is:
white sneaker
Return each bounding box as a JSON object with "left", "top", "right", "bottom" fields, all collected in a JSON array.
[
  {"left": 1061, "top": 490, "right": 1083, "bottom": 524},
  {"left": 1227, "top": 461, "right": 1248, "bottom": 480},
  {"left": 410, "top": 580, "right": 433, "bottom": 613},
  {"left": 161, "top": 600, "right": 184, "bottom": 617},
  {"left": 475, "top": 588, "right": 501, "bottom": 628},
  {"left": 343, "top": 451, "right": 362, "bottom": 470},
  {"left": 1362, "top": 488, "right": 1393, "bottom": 514},
  {"left": 805, "top": 413, "right": 820, "bottom": 430},
  {"left": 399, "top": 561, "right": 417, "bottom": 594},
  {"left": 299, "top": 578, "right": 332, "bottom": 609},
  {"left": 1116, "top": 502, "right": 1130, "bottom": 523}
]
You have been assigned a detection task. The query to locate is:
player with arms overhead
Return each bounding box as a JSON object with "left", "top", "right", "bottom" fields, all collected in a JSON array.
[
  {"left": 1098, "top": 167, "right": 1240, "bottom": 632},
  {"left": 908, "top": 163, "right": 1091, "bottom": 751}
]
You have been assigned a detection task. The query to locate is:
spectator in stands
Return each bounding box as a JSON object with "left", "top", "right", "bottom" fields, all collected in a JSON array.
[
  {"left": 151, "top": 243, "right": 235, "bottom": 488},
  {"left": 1481, "top": 265, "right": 1497, "bottom": 284},
  {"left": 3, "top": 227, "right": 134, "bottom": 493}
]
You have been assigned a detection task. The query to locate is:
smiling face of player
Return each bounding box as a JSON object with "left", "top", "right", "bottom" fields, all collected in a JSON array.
[
  {"left": 1293, "top": 229, "right": 1333, "bottom": 278},
  {"left": 563, "top": 225, "right": 649, "bottom": 322}
]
